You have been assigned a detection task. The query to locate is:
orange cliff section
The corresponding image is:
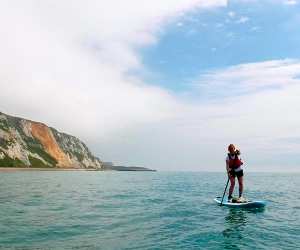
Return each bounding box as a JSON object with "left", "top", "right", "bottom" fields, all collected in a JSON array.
[{"left": 30, "top": 122, "right": 72, "bottom": 168}]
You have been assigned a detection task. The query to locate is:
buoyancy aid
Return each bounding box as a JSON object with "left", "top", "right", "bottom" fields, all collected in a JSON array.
[{"left": 228, "top": 153, "right": 243, "bottom": 169}]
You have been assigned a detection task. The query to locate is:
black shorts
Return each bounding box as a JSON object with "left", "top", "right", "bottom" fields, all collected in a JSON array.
[{"left": 230, "top": 169, "right": 244, "bottom": 178}]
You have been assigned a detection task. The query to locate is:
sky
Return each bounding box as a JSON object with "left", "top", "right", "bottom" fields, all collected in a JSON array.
[{"left": 1, "top": 0, "right": 300, "bottom": 171}]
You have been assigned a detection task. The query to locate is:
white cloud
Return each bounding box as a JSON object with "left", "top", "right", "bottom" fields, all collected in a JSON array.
[
  {"left": 250, "top": 26, "right": 261, "bottom": 32},
  {"left": 284, "top": 0, "right": 298, "bottom": 5},
  {"left": 0, "top": 0, "right": 225, "bottom": 138},
  {"left": 171, "top": 59, "right": 300, "bottom": 170},
  {"left": 228, "top": 11, "right": 236, "bottom": 18},
  {"left": 227, "top": 11, "right": 249, "bottom": 24},
  {"left": 193, "top": 59, "right": 300, "bottom": 98},
  {"left": 236, "top": 16, "right": 249, "bottom": 23}
]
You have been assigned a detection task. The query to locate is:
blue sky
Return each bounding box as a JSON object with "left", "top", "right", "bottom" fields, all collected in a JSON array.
[
  {"left": 1, "top": 0, "right": 300, "bottom": 171},
  {"left": 140, "top": 0, "right": 300, "bottom": 92}
]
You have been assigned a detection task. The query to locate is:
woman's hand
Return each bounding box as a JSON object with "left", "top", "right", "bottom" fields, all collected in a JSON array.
[{"left": 227, "top": 169, "right": 232, "bottom": 178}]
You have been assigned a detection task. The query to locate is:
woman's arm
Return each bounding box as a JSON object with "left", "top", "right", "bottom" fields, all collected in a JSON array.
[{"left": 226, "top": 160, "right": 231, "bottom": 177}]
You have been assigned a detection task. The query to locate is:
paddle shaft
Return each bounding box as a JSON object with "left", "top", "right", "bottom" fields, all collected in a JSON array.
[{"left": 220, "top": 177, "right": 230, "bottom": 206}]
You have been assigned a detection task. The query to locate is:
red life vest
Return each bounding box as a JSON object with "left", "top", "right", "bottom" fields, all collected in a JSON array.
[{"left": 228, "top": 153, "right": 243, "bottom": 169}]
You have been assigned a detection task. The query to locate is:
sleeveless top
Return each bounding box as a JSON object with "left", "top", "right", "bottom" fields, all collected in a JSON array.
[{"left": 226, "top": 153, "right": 243, "bottom": 172}]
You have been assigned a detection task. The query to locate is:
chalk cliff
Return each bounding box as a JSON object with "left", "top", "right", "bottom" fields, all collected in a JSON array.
[{"left": 0, "top": 112, "right": 102, "bottom": 169}]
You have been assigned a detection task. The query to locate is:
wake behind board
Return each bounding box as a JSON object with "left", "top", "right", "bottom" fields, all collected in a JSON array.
[{"left": 214, "top": 197, "right": 266, "bottom": 208}]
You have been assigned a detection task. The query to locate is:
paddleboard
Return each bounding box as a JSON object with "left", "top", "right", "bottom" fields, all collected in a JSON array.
[{"left": 214, "top": 197, "right": 266, "bottom": 208}]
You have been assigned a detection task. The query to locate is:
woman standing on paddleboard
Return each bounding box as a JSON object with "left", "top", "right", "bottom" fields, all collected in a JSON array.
[{"left": 226, "top": 144, "right": 244, "bottom": 202}]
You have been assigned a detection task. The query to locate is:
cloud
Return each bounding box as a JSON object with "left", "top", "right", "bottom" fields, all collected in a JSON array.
[
  {"left": 0, "top": 0, "right": 226, "bottom": 140},
  {"left": 236, "top": 16, "right": 249, "bottom": 24},
  {"left": 97, "top": 59, "right": 300, "bottom": 170},
  {"left": 250, "top": 26, "right": 261, "bottom": 32},
  {"left": 231, "top": 0, "right": 298, "bottom": 5},
  {"left": 192, "top": 59, "right": 300, "bottom": 100},
  {"left": 160, "top": 59, "right": 300, "bottom": 170},
  {"left": 228, "top": 11, "right": 236, "bottom": 18},
  {"left": 284, "top": 0, "right": 298, "bottom": 5}
]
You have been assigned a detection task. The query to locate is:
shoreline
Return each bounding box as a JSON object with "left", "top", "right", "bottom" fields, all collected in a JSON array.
[
  {"left": 0, "top": 167, "right": 100, "bottom": 172},
  {"left": 0, "top": 167, "right": 156, "bottom": 172}
]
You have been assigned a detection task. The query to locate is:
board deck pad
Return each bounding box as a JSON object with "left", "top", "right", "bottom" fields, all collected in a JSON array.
[{"left": 214, "top": 197, "right": 266, "bottom": 208}]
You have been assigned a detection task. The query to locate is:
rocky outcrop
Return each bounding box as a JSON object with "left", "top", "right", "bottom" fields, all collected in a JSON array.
[{"left": 0, "top": 111, "right": 102, "bottom": 169}]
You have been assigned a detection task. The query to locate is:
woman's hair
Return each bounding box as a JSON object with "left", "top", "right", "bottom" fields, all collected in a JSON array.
[
  {"left": 228, "top": 144, "right": 235, "bottom": 151},
  {"left": 228, "top": 144, "right": 241, "bottom": 155}
]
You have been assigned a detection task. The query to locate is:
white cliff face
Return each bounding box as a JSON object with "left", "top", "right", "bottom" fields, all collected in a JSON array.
[
  {"left": 0, "top": 112, "right": 102, "bottom": 169},
  {"left": 0, "top": 126, "right": 30, "bottom": 166},
  {"left": 0, "top": 119, "right": 52, "bottom": 167},
  {"left": 0, "top": 151, "right": 5, "bottom": 159},
  {"left": 51, "top": 129, "right": 102, "bottom": 169},
  {"left": 82, "top": 158, "right": 101, "bottom": 169},
  {"left": 21, "top": 119, "right": 33, "bottom": 138},
  {"left": 7, "top": 128, "right": 30, "bottom": 164},
  {"left": 0, "top": 128, "right": 8, "bottom": 140},
  {"left": 0, "top": 114, "right": 7, "bottom": 123}
]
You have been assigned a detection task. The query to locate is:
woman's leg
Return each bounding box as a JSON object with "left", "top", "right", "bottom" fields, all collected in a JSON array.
[
  {"left": 238, "top": 176, "right": 243, "bottom": 198},
  {"left": 228, "top": 175, "right": 235, "bottom": 199}
]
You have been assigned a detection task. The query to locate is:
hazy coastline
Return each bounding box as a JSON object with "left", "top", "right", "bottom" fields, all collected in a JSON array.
[{"left": 0, "top": 167, "right": 100, "bottom": 172}]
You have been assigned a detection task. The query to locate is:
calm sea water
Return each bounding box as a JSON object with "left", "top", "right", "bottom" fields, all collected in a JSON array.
[{"left": 0, "top": 171, "right": 299, "bottom": 250}]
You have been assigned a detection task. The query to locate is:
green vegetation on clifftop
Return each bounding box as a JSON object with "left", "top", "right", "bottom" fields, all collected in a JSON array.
[
  {"left": 0, "top": 152, "right": 24, "bottom": 167},
  {"left": 27, "top": 143, "right": 57, "bottom": 166},
  {"left": 0, "top": 119, "right": 9, "bottom": 132},
  {"left": 28, "top": 155, "right": 53, "bottom": 168}
]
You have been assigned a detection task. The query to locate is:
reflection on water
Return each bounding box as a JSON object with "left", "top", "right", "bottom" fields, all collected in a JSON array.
[
  {"left": 223, "top": 209, "right": 248, "bottom": 239},
  {"left": 222, "top": 208, "right": 265, "bottom": 249}
]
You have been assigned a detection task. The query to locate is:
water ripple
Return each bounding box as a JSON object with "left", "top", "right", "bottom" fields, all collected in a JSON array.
[{"left": 0, "top": 172, "right": 299, "bottom": 249}]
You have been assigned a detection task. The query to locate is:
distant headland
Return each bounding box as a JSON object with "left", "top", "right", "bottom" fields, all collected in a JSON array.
[{"left": 102, "top": 162, "right": 156, "bottom": 172}]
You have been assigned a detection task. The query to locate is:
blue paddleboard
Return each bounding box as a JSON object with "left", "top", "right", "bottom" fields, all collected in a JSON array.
[{"left": 214, "top": 197, "right": 266, "bottom": 208}]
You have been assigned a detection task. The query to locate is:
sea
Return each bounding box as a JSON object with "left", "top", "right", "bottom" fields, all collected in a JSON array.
[{"left": 0, "top": 171, "right": 299, "bottom": 250}]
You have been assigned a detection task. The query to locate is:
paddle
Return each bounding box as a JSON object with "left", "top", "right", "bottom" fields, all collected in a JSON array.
[{"left": 220, "top": 177, "right": 230, "bottom": 206}]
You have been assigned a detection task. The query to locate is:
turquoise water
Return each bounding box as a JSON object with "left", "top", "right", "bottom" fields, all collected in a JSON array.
[{"left": 0, "top": 171, "right": 299, "bottom": 249}]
